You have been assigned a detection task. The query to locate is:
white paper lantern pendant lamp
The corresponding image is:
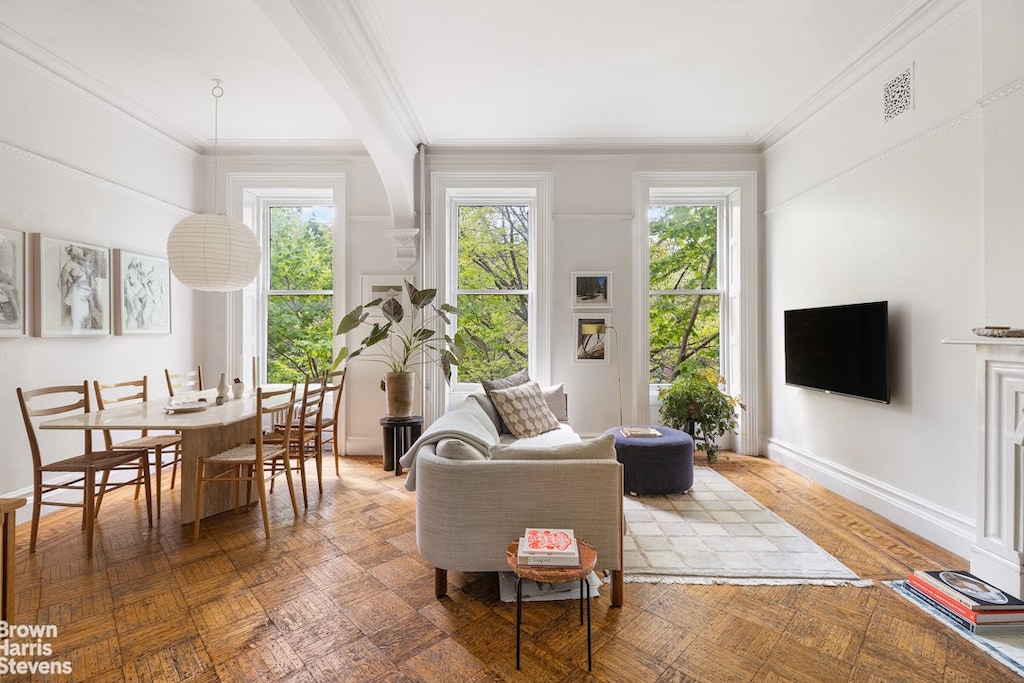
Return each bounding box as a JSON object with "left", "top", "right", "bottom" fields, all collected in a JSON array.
[{"left": 167, "top": 80, "right": 260, "bottom": 292}]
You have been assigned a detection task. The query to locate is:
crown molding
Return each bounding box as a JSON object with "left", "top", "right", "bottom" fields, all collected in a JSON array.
[
  {"left": 757, "top": 0, "right": 976, "bottom": 151},
  {"left": 426, "top": 137, "right": 759, "bottom": 156}
]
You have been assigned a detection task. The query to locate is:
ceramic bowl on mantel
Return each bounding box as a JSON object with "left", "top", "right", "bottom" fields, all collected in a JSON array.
[{"left": 972, "top": 326, "right": 1024, "bottom": 338}]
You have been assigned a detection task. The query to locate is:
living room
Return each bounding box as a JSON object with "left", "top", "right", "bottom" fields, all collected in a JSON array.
[{"left": 0, "top": 0, "right": 1022, "bottom": 678}]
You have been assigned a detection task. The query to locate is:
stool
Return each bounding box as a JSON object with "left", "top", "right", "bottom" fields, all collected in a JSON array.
[
  {"left": 379, "top": 415, "right": 423, "bottom": 476},
  {"left": 506, "top": 538, "right": 597, "bottom": 671},
  {"left": 1, "top": 497, "right": 26, "bottom": 620},
  {"left": 604, "top": 426, "right": 694, "bottom": 495}
]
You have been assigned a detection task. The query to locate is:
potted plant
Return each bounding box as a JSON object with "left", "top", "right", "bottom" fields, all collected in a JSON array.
[
  {"left": 657, "top": 361, "right": 744, "bottom": 463},
  {"left": 332, "top": 280, "right": 486, "bottom": 417}
]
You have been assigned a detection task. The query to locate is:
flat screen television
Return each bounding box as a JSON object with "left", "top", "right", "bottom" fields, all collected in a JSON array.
[{"left": 784, "top": 301, "right": 890, "bottom": 403}]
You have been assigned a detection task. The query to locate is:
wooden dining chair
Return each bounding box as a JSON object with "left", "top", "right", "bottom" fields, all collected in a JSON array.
[
  {"left": 266, "top": 376, "right": 327, "bottom": 508},
  {"left": 193, "top": 383, "right": 299, "bottom": 540},
  {"left": 165, "top": 366, "right": 203, "bottom": 396},
  {"left": 16, "top": 382, "right": 153, "bottom": 557},
  {"left": 93, "top": 376, "right": 181, "bottom": 519},
  {"left": 319, "top": 368, "right": 347, "bottom": 475}
]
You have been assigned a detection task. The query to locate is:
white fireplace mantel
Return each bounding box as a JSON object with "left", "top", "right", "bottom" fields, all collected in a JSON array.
[{"left": 943, "top": 336, "right": 1024, "bottom": 598}]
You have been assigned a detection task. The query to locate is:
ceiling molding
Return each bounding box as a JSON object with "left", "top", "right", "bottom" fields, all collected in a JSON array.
[
  {"left": 756, "top": 0, "right": 974, "bottom": 150},
  {"left": 0, "top": 21, "right": 203, "bottom": 155},
  {"left": 426, "top": 138, "right": 760, "bottom": 156}
]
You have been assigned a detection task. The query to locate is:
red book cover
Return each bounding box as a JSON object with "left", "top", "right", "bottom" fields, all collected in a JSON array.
[{"left": 524, "top": 528, "right": 576, "bottom": 555}]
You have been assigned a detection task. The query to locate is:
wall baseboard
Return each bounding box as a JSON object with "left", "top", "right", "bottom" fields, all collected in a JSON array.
[{"left": 765, "top": 438, "right": 974, "bottom": 558}]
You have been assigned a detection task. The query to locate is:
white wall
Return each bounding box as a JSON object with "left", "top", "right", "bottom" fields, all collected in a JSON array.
[
  {"left": 762, "top": 1, "right": 1022, "bottom": 557},
  {"left": 0, "top": 46, "right": 201, "bottom": 497}
]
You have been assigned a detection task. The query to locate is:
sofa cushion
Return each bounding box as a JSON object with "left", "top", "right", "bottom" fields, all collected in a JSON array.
[
  {"left": 490, "top": 433, "right": 616, "bottom": 461},
  {"left": 436, "top": 437, "right": 488, "bottom": 460},
  {"left": 489, "top": 380, "right": 560, "bottom": 439},
  {"left": 482, "top": 369, "right": 530, "bottom": 432}
]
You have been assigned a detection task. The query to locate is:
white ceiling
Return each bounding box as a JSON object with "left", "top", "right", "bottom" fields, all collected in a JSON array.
[{"left": 0, "top": 0, "right": 929, "bottom": 152}]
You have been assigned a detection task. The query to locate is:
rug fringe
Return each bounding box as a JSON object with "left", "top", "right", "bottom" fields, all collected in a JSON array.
[{"left": 624, "top": 576, "right": 874, "bottom": 587}]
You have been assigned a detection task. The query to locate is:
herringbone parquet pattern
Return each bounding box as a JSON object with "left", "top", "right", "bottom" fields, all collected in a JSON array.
[{"left": 4, "top": 452, "right": 1015, "bottom": 682}]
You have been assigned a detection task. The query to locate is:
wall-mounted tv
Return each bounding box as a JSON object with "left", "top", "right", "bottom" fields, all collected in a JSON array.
[{"left": 784, "top": 301, "right": 890, "bottom": 404}]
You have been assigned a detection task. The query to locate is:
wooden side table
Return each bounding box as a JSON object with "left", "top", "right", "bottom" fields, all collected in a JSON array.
[
  {"left": 505, "top": 538, "right": 598, "bottom": 671},
  {"left": 379, "top": 415, "right": 423, "bottom": 476},
  {"left": 1, "top": 497, "right": 26, "bottom": 621}
]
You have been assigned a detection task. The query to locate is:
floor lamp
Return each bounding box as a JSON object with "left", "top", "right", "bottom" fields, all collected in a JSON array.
[{"left": 580, "top": 323, "right": 623, "bottom": 426}]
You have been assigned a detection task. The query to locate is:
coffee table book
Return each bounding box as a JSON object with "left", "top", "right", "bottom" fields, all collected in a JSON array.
[
  {"left": 902, "top": 581, "right": 1024, "bottom": 635},
  {"left": 620, "top": 426, "right": 662, "bottom": 438},
  {"left": 518, "top": 528, "right": 580, "bottom": 567},
  {"left": 906, "top": 575, "right": 1024, "bottom": 624},
  {"left": 913, "top": 570, "right": 1024, "bottom": 611}
]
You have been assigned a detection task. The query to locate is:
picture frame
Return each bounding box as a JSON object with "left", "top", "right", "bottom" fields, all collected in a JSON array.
[
  {"left": 0, "top": 226, "right": 26, "bottom": 337},
  {"left": 573, "top": 314, "right": 610, "bottom": 364},
  {"left": 571, "top": 271, "right": 611, "bottom": 308},
  {"left": 360, "top": 275, "right": 411, "bottom": 321},
  {"left": 32, "top": 234, "right": 111, "bottom": 337},
  {"left": 114, "top": 249, "right": 171, "bottom": 335}
]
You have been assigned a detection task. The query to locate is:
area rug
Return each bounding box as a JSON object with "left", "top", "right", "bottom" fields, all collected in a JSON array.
[
  {"left": 889, "top": 580, "right": 1024, "bottom": 678},
  {"left": 623, "top": 466, "right": 869, "bottom": 585}
]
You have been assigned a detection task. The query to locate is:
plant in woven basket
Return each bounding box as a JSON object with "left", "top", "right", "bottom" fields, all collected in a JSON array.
[{"left": 657, "top": 361, "right": 743, "bottom": 463}]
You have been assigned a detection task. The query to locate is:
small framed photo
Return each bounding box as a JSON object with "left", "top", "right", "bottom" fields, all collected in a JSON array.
[
  {"left": 114, "top": 250, "right": 171, "bottom": 334},
  {"left": 32, "top": 234, "right": 110, "bottom": 337},
  {"left": 571, "top": 272, "right": 611, "bottom": 308},
  {"left": 574, "top": 314, "right": 610, "bottom": 364},
  {"left": 361, "top": 275, "right": 411, "bottom": 321},
  {"left": 0, "top": 227, "right": 26, "bottom": 337}
]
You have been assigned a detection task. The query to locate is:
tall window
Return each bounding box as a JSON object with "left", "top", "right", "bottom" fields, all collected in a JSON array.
[
  {"left": 265, "top": 205, "right": 334, "bottom": 383},
  {"left": 452, "top": 204, "right": 530, "bottom": 384},
  {"left": 649, "top": 203, "right": 722, "bottom": 385}
]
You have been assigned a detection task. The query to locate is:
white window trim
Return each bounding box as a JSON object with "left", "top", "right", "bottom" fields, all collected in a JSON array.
[
  {"left": 633, "top": 171, "right": 759, "bottom": 455},
  {"left": 428, "top": 173, "right": 552, "bottom": 420}
]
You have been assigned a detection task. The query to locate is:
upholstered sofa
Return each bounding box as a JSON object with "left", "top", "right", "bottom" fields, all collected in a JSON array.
[{"left": 399, "top": 383, "right": 624, "bottom": 606}]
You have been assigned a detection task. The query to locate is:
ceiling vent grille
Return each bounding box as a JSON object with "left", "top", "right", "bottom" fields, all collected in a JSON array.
[{"left": 884, "top": 66, "right": 914, "bottom": 122}]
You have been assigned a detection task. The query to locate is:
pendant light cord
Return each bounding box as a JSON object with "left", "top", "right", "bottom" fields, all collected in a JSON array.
[{"left": 211, "top": 79, "right": 223, "bottom": 213}]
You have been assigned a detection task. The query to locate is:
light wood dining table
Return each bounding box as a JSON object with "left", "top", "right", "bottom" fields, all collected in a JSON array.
[{"left": 40, "top": 386, "right": 294, "bottom": 525}]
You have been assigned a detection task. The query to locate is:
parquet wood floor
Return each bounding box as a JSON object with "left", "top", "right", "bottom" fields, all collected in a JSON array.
[{"left": 3, "top": 452, "right": 1015, "bottom": 682}]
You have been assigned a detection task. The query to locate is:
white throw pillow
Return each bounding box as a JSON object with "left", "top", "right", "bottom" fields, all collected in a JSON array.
[
  {"left": 489, "top": 381, "right": 560, "bottom": 439},
  {"left": 542, "top": 383, "right": 568, "bottom": 422},
  {"left": 489, "top": 433, "right": 616, "bottom": 461}
]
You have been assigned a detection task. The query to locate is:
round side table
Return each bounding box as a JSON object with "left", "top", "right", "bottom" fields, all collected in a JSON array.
[
  {"left": 604, "top": 426, "right": 694, "bottom": 495},
  {"left": 505, "top": 538, "right": 597, "bottom": 671},
  {"left": 379, "top": 415, "right": 423, "bottom": 476}
]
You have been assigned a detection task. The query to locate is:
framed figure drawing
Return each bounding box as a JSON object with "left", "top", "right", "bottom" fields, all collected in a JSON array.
[
  {"left": 0, "top": 227, "right": 26, "bottom": 336},
  {"left": 574, "top": 314, "right": 610, "bottom": 364},
  {"left": 361, "top": 275, "right": 410, "bottom": 321},
  {"left": 32, "top": 234, "right": 111, "bottom": 337},
  {"left": 114, "top": 250, "right": 171, "bottom": 334},
  {"left": 572, "top": 272, "right": 611, "bottom": 308}
]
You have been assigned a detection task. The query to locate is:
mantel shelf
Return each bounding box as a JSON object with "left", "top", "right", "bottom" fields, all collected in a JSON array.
[{"left": 942, "top": 336, "right": 1024, "bottom": 347}]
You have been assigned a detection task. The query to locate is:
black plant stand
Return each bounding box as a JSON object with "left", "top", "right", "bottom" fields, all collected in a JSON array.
[{"left": 379, "top": 415, "right": 423, "bottom": 476}]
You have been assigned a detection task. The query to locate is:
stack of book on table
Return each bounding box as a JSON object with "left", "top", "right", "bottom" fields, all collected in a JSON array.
[
  {"left": 620, "top": 426, "right": 662, "bottom": 438},
  {"left": 904, "top": 569, "right": 1024, "bottom": 634},
  {"left": 516, "top": 528, "right": 580, "bottom": 568}
]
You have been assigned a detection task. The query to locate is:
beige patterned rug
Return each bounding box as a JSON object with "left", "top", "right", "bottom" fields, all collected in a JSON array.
[{"left": 623, "top": 467, "right": 870, "bottom": 585}]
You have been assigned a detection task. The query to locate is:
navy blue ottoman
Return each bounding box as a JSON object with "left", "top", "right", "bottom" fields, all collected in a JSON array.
[{"left": 604, "top": 426, "right": 694, "bottom": 495}]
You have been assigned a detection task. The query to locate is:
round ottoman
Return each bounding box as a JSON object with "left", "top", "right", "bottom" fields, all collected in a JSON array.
[{"left": 604, "top": 426, "right": 694, "bottom": 495}]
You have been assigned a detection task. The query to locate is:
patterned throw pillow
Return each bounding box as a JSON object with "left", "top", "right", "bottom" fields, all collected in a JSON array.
[
  {"left": 489, "top": 381, "right": 561, "bottom": 439},
  {"left": 481, "top": 369, "right": 531, "bottom": 433}
]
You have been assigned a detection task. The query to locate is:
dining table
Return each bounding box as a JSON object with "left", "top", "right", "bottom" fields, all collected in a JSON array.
[{"left": 39, "top": 386, "right": 295, "bottom": 525}]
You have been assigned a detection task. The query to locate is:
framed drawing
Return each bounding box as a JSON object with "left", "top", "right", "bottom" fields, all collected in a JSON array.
[
  {"left": 573, "top": 314, "right": 610, "bottom": 364},
  {"left": 114, "top": 250, "right": 171, "bottom": 334},
  {"left": 571, "top": 272, "right": 611, "bottom": 308},
  {"left": 361, "top": 275, "right": 410, "bottom": 321},
  {"left": 0, "top": 227, "right": 26, "bottom": 337},
  {"left": 32, "top": 234, "right": 111, "bottom": 337}
]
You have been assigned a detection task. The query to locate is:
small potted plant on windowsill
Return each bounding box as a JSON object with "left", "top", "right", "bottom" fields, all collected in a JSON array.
[
  {"left": 332, "top": 280, "right": 487, "bottom": 417},
  {"left": 657, "top": 361, "right": 744, "bottom": 463}
]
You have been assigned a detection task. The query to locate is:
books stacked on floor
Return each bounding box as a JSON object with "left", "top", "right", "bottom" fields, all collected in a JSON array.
[
  {"left": 904, "top": 569, "right": 1024, "bottom": 634},
  {"left": 516, "top": 528, "right": 580, "bottom": 567},
  {"left": 620, "top": 426, "right": 662, "bottom": 438}
]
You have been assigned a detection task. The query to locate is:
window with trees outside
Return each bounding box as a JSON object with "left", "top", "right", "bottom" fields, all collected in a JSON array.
[
  {"left": 452, "top": 204, "right": 530, "bottom": 385},
  {"left": 649, "top": 203, "right": 723, "bottom": 386},
  {"left": 265, "top": 205, "right": 334, "bottom": 383}
]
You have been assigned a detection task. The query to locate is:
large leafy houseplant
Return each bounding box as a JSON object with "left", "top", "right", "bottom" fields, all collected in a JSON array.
[
  {"left": 658, "top": 362, "right": 744, "bottom": 463},
  {"left": 332, "top": 280, "right": 485, "bottom": 388}
]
